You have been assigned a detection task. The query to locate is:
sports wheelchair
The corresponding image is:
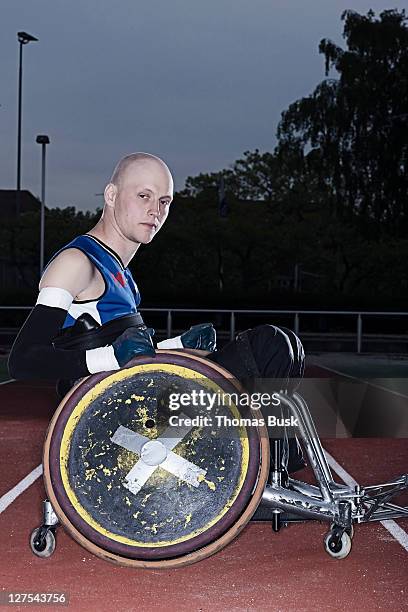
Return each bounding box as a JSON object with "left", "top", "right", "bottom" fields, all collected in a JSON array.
[{"left": 30, "top": 351, "right": 408, "bottom": 565}]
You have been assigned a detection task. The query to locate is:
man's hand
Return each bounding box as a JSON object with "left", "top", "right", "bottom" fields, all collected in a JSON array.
[
  {"left": 112, "top": 327, "right": 155, "bottom": 367},
  {"left": 180, "top": 323, "right": 216, "bottom": 352}
]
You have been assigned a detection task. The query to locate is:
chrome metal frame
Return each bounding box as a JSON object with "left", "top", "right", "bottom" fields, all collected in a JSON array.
[{"left": 261, "top": 391, "right": 408, "bottom": 530}]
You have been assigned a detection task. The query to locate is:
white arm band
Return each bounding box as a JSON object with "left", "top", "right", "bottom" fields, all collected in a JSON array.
[
  {"left": 157, "top": 336, "right": 184, "bottom": 349},
  {"left": 36, "top": 287, "right": 74, "bottom": 310},
  {"left": 86, "top": 345, "right": 120, "bottom": 374}
]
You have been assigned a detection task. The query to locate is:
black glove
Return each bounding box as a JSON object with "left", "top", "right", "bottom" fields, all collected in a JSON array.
[
  {"left": 112, "top": 327, "right": 155, "bottom": 367},
  {"left": 180, "top": 323, "right": 216, "bottom": 352}
]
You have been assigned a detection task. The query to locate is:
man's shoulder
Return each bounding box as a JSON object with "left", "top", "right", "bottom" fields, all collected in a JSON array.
[
  {"left": 47, "top": 245, "right": 93, "bottom": 270},
  {"left": 39, "top": 246, "right": 95, "bottom": 294}
]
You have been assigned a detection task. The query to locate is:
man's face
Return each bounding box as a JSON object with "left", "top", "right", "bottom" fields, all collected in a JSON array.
[{"left": 110, "top": 161, "right": 174, "bottom": 244}]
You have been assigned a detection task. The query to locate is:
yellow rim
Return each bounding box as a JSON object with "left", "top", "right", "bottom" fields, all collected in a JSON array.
[{"left": 59, "top": 362, "right": 250, "bottom": 548}]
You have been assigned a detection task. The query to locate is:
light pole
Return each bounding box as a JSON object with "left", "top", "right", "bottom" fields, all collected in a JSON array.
[
  {"left": 36, "top": 135, "right": 50, "bottom": 276},
  {"left": 16, "top": 31, "right": 38, "bottom": 216}
]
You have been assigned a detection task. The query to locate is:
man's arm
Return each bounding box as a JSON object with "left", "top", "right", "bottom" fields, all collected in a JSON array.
[
  {"left": 8, "top": 249, "right": 155, "bottom": 380},
  {"left": 8, "top": 249, "right": 95, "bottom": 379}
]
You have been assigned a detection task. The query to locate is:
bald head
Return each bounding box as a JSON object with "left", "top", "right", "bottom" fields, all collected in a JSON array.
[
  {"left": 102, "top": 152, "right": 174, "bottom": 245},
  {"left": 110, "top": 152, "right": 172, "bottom": 189}
]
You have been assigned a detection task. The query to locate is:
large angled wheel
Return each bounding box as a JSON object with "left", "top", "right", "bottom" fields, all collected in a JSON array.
[{"left": 43, "top": 350, "right": 269, "bottom": 567}]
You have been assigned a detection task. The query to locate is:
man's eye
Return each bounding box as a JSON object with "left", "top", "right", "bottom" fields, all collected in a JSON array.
[
  {"left": 161, "top": 200, "right": 170, "bottom": 206},
  {"left": 139, "top": 194, "right": 148, "bottom": 199}
]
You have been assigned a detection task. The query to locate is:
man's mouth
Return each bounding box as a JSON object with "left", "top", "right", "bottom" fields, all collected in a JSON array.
[{"left": 141, "top": 223, "right": 157, "bottom": 229}]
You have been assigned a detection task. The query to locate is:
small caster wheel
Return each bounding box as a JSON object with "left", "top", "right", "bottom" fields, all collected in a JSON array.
[
  {"left": 324, "top": 529, "right": 352, "bottom": 559},
  {"left": 30, "top": 527, "right": 56, "bottom": 558}
]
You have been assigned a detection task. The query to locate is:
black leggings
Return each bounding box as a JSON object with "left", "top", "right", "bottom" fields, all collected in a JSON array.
[
  {"left": 207, "top": 324, "right": 306, "bottom": 472},
  {"left": 208, "top": 324, "right": 304, "bottom": 390}
]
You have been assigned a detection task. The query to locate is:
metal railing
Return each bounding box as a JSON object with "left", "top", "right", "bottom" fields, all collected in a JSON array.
[{"left": 1, "top": 306, "right": 408, "bottom": 353}]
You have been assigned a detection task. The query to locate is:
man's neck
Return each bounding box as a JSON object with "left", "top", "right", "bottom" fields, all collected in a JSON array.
[{"left": 87, "top": 221, "right": 141, "bottom": 268}]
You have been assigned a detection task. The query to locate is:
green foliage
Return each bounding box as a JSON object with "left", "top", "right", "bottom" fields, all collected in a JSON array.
[
  {"left": 177, "top": 9, "right": 408, "bottom": 306},
  {"left": 280, "top": 9, "right": 408, "bottom": 233}
]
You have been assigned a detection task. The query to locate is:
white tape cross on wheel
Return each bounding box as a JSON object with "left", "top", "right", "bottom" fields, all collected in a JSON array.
[{"left": 110, "top": 416, "right": 207, "bottom": 495}]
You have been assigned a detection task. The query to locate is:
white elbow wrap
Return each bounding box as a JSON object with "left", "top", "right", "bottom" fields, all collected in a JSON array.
[
  {"left": 86, "top": 345, "right": 120, "bottom": 374},
  {"left": 157, "top": 336, "right": 184, "bottom": 349},
  {"left": 36, "top": 287, "right": 74, "bottom": 310}
]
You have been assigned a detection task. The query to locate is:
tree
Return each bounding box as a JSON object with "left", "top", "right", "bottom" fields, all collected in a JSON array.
[
  {"left": 278, "top": 9, "right": 408, "bottom": 235},
  {"left": 178, "top": 10, "right": 408, "bottom": 305}
]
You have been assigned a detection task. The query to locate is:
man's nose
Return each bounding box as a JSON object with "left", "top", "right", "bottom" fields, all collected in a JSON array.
[{"left": 148, "top": 199, "right": 160, "bottom": 217}]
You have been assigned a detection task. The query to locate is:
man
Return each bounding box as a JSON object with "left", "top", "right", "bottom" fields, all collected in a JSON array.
[
  {"left": 8, "top": 152, "right": 305, "bottom": 472},
  {"left": 8, "top": 153, "right": 213, "bottom": 383}
]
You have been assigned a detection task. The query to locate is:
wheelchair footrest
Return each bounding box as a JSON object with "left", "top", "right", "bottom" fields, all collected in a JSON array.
[{"left": 359, "top": 474, "right": 408, "bottom": 522}]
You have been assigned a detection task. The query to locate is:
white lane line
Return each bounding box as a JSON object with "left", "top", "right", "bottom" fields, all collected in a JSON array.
[
  {"left": 324, "top": 448, "right": 408, "bottom": 553},
  {"left": 1, "top": 445, "right": 407, "bottom": 556},
  {"left": 0, "top": 465, "right": 43, "bottom": 514},
  {"left": 0, "top": 378, "right": 15, "bottom": 386},
  {"left": 314, "top": 363, "right": 408, "bottom": 400},
  {"left": 324, "top": 449, "right": 358, "bottom": 488},
  {"left": 381, "top": 520, "right": 408, "bottom": 551}
]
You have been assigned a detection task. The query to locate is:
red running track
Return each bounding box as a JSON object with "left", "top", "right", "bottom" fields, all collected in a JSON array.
[{"left": 0, "top": 379, "right": 407, "bottom": 612}]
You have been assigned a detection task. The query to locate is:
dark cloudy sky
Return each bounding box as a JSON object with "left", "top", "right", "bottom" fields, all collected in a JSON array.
[{"left": 1, "top": 1, "right": 406, "bottom": 210}]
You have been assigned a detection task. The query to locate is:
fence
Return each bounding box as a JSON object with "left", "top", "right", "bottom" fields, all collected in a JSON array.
[{"left": 1, "top": 306, "right": 408, "bottom": 353}]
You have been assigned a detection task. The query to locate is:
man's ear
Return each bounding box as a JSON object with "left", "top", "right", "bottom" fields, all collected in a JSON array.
[{"left": 104, "top": 183, "right": 117, "bottom": 208}]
